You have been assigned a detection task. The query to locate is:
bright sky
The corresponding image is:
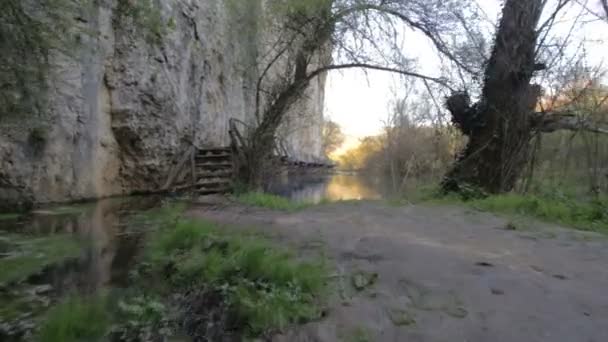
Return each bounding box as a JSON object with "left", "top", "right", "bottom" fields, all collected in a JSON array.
[{"left": 324, "top": 0, "right": 607, "bottom": 155}]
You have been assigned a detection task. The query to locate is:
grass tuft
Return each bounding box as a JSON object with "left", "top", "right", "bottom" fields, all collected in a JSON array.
[
  {"left": 236, "top": 192, "right": 310, "bottom": 211},
  {"left": 469, "top": 193, "right": 608, "bottom": 233},
  {"left": 0, "top": 234, "right": 81, "bottom": 284},
  {"left": 37, "top": 295, "right": 110, "bottom": 342},
  {"left": 0, "top": 213, "right": 22, "bottom": 221},
  {"left": 143, "top": 217, "right": 329, "bottom": 337}
]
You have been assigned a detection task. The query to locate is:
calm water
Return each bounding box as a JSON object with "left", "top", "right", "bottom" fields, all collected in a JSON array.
[
  {"left": 0, "top": 197, "right": 163, "bottom": 293},
  {"left": 266, "top": 172, "right": 397, "bottom": 203},
  {"left": 1, "top": 173, "right": 390, "bottom": 293},
  {"left": 0, "top": 173, "right": 394, "bottom": 338},
  {"left": 0, "top": 197, "right": 171, "bottom": 339}
]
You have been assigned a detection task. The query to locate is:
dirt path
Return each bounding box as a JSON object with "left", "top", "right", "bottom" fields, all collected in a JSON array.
[{"left": 189, "top": 199, "right": 608, "bottom": 342}]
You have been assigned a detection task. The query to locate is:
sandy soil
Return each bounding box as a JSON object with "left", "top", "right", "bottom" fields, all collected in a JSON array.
[{"left": 189, "top": 198, "right": 608, "bottom": 342}]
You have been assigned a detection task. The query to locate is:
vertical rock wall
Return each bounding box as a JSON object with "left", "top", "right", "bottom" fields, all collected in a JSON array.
[{"left": 0, "top": 0, "right": 326, "bottom": 208}]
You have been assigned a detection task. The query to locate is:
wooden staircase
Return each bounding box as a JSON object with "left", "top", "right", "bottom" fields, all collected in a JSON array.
[
  {"left": 193, "top": 147, "right": 234, "bottom": 195},
  {"left": 164, "top": 146, "right": 234, "bottom": 195}
]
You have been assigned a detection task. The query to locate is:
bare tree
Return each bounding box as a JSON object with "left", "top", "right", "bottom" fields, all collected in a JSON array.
[
  {"left": 601, "top": 0, "right": 608, "bottom": 18},
  {"left": 442, "top": 0, "right": 608, "bottom": 194},
  {"left": 234, "top": 0, "right": 606, "bottom": 193},
  {"left": 235, "top": 0, "right": 480, "bottom": 188},
  {"left": 322, "top": 119, "right": 345, "bottom": 156},
  {"left": 441, "top": 0, "right": 546, "bottom": 194}
]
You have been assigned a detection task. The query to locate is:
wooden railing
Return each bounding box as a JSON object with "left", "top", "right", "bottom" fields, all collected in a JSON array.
[{"left": 162, "top": 144, "right": 196, "bottom": 191}]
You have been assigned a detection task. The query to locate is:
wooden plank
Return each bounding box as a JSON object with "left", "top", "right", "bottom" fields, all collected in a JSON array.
[{"left": 162, "top": 145, "right": 195, "bottom": 190}]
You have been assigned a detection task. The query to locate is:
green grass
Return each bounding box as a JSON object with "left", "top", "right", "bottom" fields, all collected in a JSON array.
[
  {"left": 0, "top": 234, "right": 81, "bottom": 284},
  {"left": 0, "top": 213, "right": 21, "bottom": 221},
  {"left": 37, "top": 296, "right": 110, "bottom": 342},
  {"left": 469, "top": 193, "right": 608, "bottom": 233},
  {"left": 9, "top": 203, "right": 328, "bottom": 340},
  {"left": 0, "top": 291, "right": 47, "bottom": 322},
  {"left": 142, "top": 217, "right": 329, "bottom": 336},
  {"left": 408, "top": 184, "right": 608, "bottom": 234},
  {"left": 236, "top": 192, "right": 310, "bottom": 211}
]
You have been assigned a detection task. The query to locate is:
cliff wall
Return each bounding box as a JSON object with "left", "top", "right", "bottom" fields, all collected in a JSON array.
[{"left": 0, "top": 0, "right": 326, "bottom": 208}]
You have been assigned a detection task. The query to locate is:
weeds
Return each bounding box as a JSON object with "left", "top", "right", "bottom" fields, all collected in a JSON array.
[
  {"left": 37, "top": 295, "right": 110, "bottom": 342},
  {"left": 19, "top": 202, "right": 328, "bottom": 340},
  {"left": 236, "top": 192, "right": 310, "bottom": 211},
  {"left": 141, "top": 215, "right": 329, "bottom": 337},
  {"left": 470, "top": 193, "right": 608, "bottom": 233},
  {"left": 112, "top": 295, "right": 172, "bottom": 341},
  {"left": 0, "top": 213, "right": 21, "bottom": 221},
  {"left": 0, "top": 234, "right": 80, "bottom": 284},
  {"left": 413, "top": 183, "right": 608, "bottom": 233}
]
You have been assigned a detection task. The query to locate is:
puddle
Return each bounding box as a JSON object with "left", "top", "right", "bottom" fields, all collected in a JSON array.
[{"left": 0, "top": 196, "right": 167, "bottom": 340}]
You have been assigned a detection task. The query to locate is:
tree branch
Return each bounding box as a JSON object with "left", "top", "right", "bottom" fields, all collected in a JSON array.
[
  {"left": 532, "top": 111, "right": 608, "bottom": 134},
  {"left": 306, "top": 63, "right": 454, "bottom": 91},
  {"left": 334, "top": 4, "right": 478, "bottom": 76}
]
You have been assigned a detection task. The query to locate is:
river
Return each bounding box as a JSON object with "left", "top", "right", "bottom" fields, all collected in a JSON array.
[
  {"left": 266, "top": 172, "right": 397, "bottom": 203},
  {"left": 0, "top": 172, "right": 394, "bottom": 339}
]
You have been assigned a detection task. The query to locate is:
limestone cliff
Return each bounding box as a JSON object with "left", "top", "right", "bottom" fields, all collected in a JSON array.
[{"left": 0, "top": 0, "right": 326, "bottom": 209}]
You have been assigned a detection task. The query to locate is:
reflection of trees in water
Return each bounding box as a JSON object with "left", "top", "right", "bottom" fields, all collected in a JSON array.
[
  {"left": 325, "top": 174, "right": 384, "bottom": 201},
  {"left": 267, "top": 172, "right": 395, "bottom": 202},
  {"left": 266, "top": 173, "right": 329, "bottom": 204},
  {"left": 20, "top": 197, "right": 159, "bottom": 294}
]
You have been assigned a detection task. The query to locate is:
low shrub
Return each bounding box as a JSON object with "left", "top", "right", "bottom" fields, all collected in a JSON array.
[
  {"left": 38, "top": 296, "right": 109, "bottom": 342},
  {"left": 141, "top": 216, "right": 329, "bottom": 337}
]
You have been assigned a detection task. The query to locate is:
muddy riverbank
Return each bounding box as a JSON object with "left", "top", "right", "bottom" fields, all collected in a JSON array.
[{"left": 191, "top": 199, "right": 608, "bottom": 342}]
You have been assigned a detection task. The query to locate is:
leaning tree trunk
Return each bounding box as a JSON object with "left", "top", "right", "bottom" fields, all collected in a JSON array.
[
  {"left": 442, "top": 0, "right": 544, "bottom": 194},
  {"left": 244, "top": 78, "right": 310, "bottom": 189}
]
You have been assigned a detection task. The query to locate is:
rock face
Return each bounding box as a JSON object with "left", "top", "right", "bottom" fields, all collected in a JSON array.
[{"left": 0, "top": 0, "right": 326, "bottom": 208}]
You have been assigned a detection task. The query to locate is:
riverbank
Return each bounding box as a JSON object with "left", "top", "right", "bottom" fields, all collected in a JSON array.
[
  {"left": 2, "top": 192, "right": 608, "bottom": 341},
  {"left": 192, "top": 197, "right": 608, "bottom": 342},
  {"left": 0, "top": 199, "right": 331, "bottom": 341}
]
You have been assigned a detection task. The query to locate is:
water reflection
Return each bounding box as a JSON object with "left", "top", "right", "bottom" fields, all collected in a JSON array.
[
  {"left": 1, "top": 197, "right": 161, "bottom": 293},
  {"left": 267, "top": 172, "right": 395, "bottom": 203}
]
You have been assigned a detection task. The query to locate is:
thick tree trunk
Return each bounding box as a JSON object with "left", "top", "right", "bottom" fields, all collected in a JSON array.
[{"left": 443, "top": 0, "right": 544, "bottom": 194}]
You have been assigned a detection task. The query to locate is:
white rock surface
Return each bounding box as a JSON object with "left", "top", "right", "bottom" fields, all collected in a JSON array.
[{"left": 0, "top": 0, "right": 325, "bottom": 208}]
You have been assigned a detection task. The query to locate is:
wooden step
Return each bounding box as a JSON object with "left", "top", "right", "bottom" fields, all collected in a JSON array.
[
  {"left": 172, "top": 180, "right": 232, "bottom": 192},
  {"left": 197, "top": 187, "right": 232, "bottom": 195},
  {"left": 197, "top": 155, "right": 231, "bottom": 161},
  {"left": 197, "top": 170, "right": 233, "bottom": 178},
  {"left": 195, "top": 179, "right": 232, "bottom": 187},
  {"left": 197, "top": 147, "right": 231, "bottom": 154},
  {"left": 196, "top": 153, "right": 231, "bottom": 159},
  {"left": 196, "top": 161, "right": 232, "bottom": 167}
]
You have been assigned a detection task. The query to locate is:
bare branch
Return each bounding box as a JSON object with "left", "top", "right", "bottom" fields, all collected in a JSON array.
[
  {"left": 307, "top": 63, "right": 454, "bottom": 91},
  {"left": 533, "top": 112, "right": 608, "bottom": 134},
  {"left": 335, "top": 3, "right": 479, "bottom": 76}
]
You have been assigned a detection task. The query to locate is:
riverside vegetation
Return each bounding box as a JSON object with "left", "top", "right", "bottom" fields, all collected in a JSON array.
[{"left": 0, "top": 203, "right": 330, "bottom": 341}]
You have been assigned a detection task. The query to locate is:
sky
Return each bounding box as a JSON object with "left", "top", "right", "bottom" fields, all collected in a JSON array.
[{"left": 324, "top": 0, "right": 608, "bottom": 155}]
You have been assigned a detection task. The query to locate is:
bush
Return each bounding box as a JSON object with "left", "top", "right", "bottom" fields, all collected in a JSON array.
[{"left": 143, "top": 217, "right": 329, "bottom": 337}]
